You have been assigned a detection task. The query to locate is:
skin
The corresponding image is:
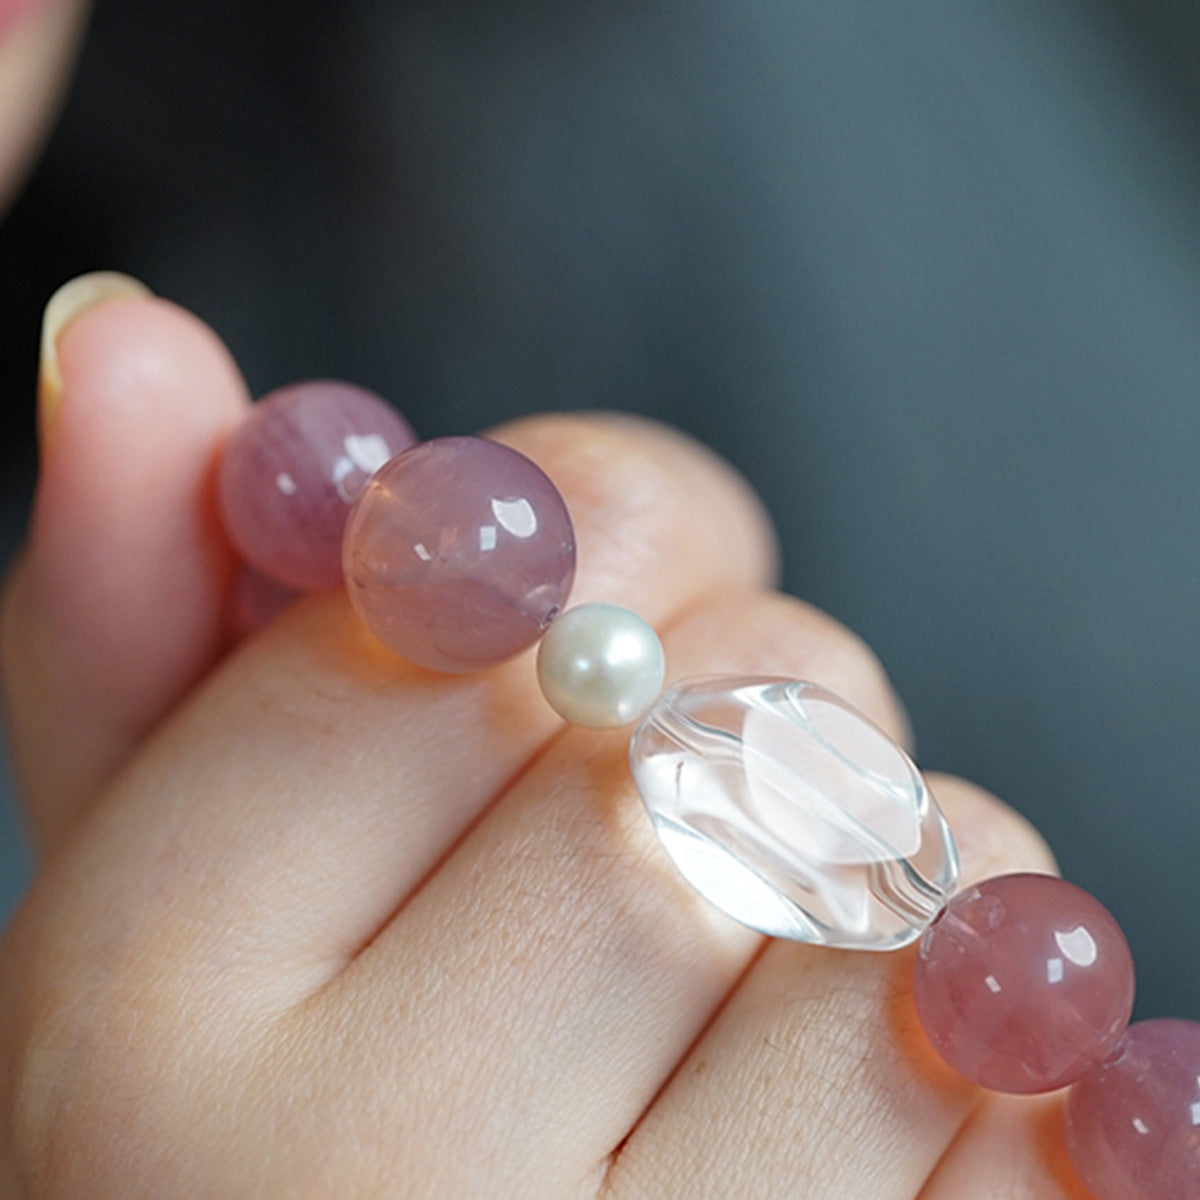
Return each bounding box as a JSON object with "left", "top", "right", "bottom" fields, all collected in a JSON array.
[
  {"left": 0, "top": 0, "right": 88, "bottom": 217},
  {"left": 0, "top": 13, "right": 1092, "bottom": 1198}
]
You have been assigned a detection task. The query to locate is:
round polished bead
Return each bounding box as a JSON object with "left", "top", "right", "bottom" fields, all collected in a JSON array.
[
  {"left": 343, "top": 436, "right": 576, "bottom": 672},
  {"left": 912, "top": 873, "right": 1135, "bottom": 1093},
  {"left": 219, "top": 380, "right": 417, "bottom": 591},
  {"left": 1065, "top": 1019, "right": 1200, "bottom": 1200},
  {"left": 537, "top": 603, "right": 665, "bottom": 728}
]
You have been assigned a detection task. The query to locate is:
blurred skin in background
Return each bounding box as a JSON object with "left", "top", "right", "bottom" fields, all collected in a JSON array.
[{"left": 0, "top": 0, "right": 87, "bottom": 217}]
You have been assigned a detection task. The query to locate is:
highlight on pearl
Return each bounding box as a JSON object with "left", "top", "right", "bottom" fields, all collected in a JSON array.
[{"left": 536, "top": 603, "right": 665, "bottom": 729}]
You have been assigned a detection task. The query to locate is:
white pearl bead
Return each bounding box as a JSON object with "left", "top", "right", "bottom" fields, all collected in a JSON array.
[{"left": 537, "top": 603, "right": 666, "bottom": 729}]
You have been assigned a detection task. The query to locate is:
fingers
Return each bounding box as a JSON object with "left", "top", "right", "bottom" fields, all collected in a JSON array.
[
  {"left": 302, "top": 590, "right": 909, "bottom": 1196},
  {"left": 23, "top": 414, "right": 779, "bottom": 996},
  {"left": 0, "top": 0, "right": 88, "bottom": 217},
  {"left": 0, "top": 412, "right": 778, "bottom": 1199},
  {"left": 603, "top": 774, "right": 1058, "bottom": 1200},
  {"left": 0, "top": 277, "right": 250, "bottom": 853},
  {"left": 917, "top": 1093, "right": 1091, "bottom": 1200}
]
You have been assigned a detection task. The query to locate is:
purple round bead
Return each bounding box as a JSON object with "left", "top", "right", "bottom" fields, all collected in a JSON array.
[
  {"left": 343, "top": 436, "right": 576, "bottom": 673},
  {"left": 219, "top": 380, "right": 417, "bottom": 591},
  {"left": 912, "top": 873, "right": 1135, "bottom": 1093},
  {"left": 1066, "top": 1019, "right": 1200, "bottom": 1200}
]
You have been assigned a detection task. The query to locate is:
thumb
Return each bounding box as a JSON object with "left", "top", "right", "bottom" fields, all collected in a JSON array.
[{"left": 1, "top": 273, "right": 250, "bottom": 856}]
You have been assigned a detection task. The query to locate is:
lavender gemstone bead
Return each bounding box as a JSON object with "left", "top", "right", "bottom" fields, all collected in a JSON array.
[
  {"left": 343, "top": 437, "right": 576, "bottom": 672},
  {"left": 219, "top": 380, "right": 417, "bottom": 590},
  {"left": 1066, "top": 1019, "right": 1200, "bottom": 1200},
  {"left": 912, "top": 873, "right": 1135, "bottom": 1094}
]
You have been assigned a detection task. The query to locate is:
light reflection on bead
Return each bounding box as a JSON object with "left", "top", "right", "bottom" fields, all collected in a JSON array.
[
  {"left": 912, "top": 873, "right": 1135, "bottom": 1093},
  {"left": 219, "top": 380, "right": 417, "bottom": 590},
  {"left": 537, "top": 604, "right": 665, "bottom": 728},
  {"left": 629, "top": 678, "right": 959, "bottom": 948},
  {"left": 1066, "top": 1019, "right": 1200, "bottom": 1200},
  {"left": 343, "top": 437, "right": 575, "bottom": 672}
]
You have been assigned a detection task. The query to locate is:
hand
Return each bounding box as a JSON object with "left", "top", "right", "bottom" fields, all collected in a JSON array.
[
  {"left": 0, "top": 0, "right": 90, "bottom": 217},
  {"left": 0, "top": 283, "right": 1085, "bottom": 1198}
]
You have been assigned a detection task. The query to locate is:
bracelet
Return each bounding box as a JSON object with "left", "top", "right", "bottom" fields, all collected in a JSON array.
[{"left": 216, "top": 379, "right": 1197, "bottom": 1200}]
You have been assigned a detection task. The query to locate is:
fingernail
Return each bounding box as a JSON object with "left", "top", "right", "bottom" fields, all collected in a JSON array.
[{"left": 38, "top": 272, "right": 153, "bottom": 442}]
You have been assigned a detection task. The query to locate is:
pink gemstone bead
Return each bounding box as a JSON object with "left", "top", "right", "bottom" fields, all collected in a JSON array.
[
  {"left": 912, "top": 873, "right": 1135, "bottom": 1093},
  {"left": 1066, "top": 1019, "right": 1200, "bottom": 1200},
  {"left": 343, "top": 436, "right": 576, "bottom": 672},
  {"left": 219, "top": 380, "right": 417, "bottom": 591}
]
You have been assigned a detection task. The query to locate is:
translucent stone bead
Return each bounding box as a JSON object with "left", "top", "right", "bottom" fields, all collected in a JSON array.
[
  {"left": 219, "top": 380, "right": 417, "bottom": 590},
  {"left": 1065, "top": 1019, "right": 1200, "bottom": 1200},
  {"left": 343, "top": 437, "right": 576, "bottom": 672},
  {"left": 912, "top": 873, "right": 1135, "bottom": 1093},
  {"left": 628, "top": 677, "right": 959, "bottom": 949}
]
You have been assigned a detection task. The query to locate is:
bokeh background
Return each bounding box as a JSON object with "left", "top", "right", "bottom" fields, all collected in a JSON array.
[{"left": 1, "top": 0, "right": 1198, "bottom": 1016}]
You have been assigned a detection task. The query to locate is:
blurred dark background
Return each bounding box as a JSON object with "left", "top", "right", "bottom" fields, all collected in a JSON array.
[{"left": 1, "top": 0, "right": 1199, "bottom": 1017}]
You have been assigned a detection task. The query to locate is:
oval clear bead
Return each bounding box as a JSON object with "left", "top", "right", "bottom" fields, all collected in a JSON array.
[{"left": 629, "top": 677, "right": 960, "bottom": 950}]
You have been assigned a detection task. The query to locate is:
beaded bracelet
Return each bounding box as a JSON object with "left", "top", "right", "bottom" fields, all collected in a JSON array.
[{"left": 217, "top": 379, "right": 1198, "bottom": 1200}]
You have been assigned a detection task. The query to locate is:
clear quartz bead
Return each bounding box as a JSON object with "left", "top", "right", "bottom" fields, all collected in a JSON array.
[{"left": 629, "top": 677, "right": 960, "bottom": 950}]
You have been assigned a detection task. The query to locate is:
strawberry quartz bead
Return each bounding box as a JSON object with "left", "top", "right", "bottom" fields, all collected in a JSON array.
[
  {"left": 343, "top": 436, "right": 576, "bottom": 673},
  {"left": 219, "top": 380, "right": 417, "bottom": 590},
  {"left": 1065, "top": 1019, "right": 1200, "bottom": 1200},
  {"left": 912, "top": 873, "right": 1134, "bottom": 1093}
]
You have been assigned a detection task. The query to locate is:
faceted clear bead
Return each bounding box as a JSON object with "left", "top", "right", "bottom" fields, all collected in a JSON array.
[{"left": 628, "top": 677, "right": 959, "bottom": 950}]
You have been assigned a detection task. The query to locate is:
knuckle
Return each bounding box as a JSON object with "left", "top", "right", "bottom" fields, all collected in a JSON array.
[
  {"left": 0, "top": 897, "right": 225, "bottom": 1198},
  {"left": 671, "top": 591, "right": 909, "bottom": 745},
  {"left": 489, "top": 412, "right": 779, "bottom": 595},
  {"left": 491, "top": 412, "right": 674, "bottom": 517},
  {"left": 5, "top": 977, "right": 127, "bottom": 1191},
  {"left": 771, "top": 596, "right": 901, "bottom": 718},
  {"left": 925, "top": 773, "right": 1059, "bottom": 883},
  {"left": 0, "top": 906, "right": 92, "bottom": 1193}
]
